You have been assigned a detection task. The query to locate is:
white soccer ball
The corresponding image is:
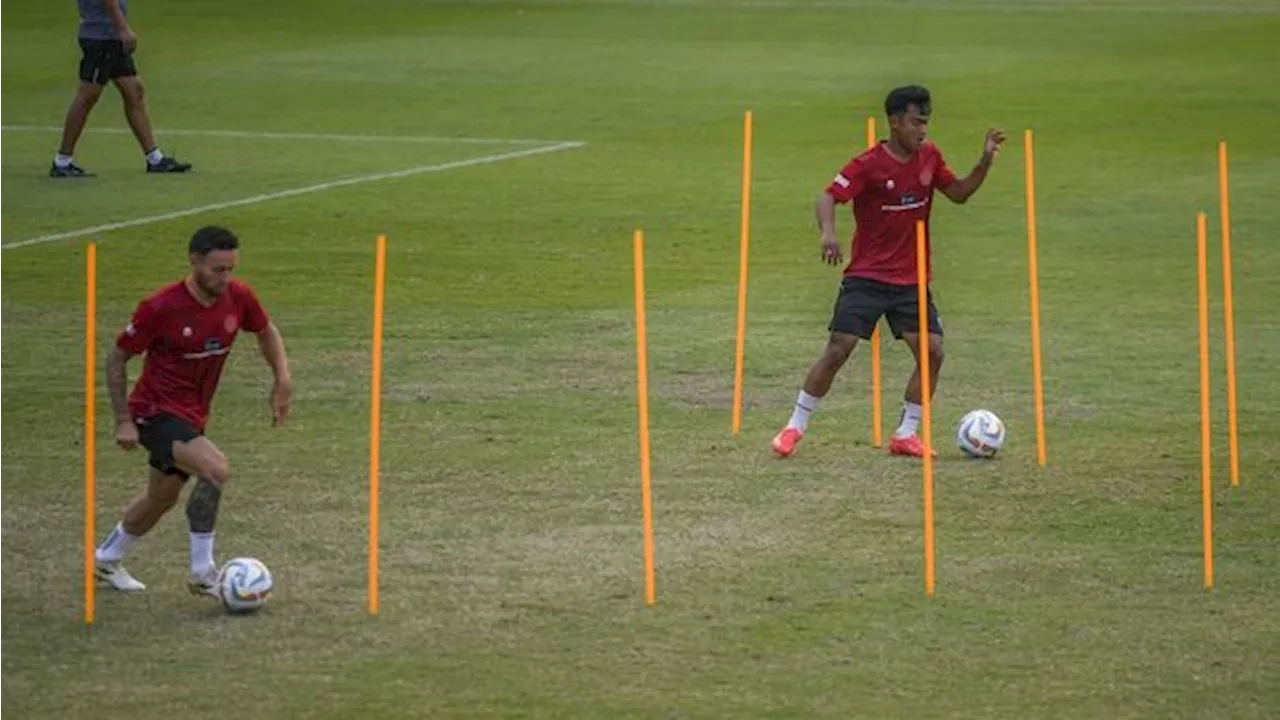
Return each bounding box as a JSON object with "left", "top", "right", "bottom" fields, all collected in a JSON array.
[
  {"left": 217, "top": 557, "right": 273, "bottom": 613},
  {"left": 956, "top": 409, "right": 1006, "bottom": 458}
]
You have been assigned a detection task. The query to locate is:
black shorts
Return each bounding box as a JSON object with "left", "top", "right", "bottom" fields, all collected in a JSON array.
[
  {"left": 828, "top": 276, "right": 944, "bottom": 340},
  {"left": 136, "top": 413, "right": 201, "bottom": 480},
  {"left": 78, "top": 38, "right": 137, "bottom": 85}
]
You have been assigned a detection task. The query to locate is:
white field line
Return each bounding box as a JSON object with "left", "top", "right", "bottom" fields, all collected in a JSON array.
[
  {"left": 1, "top": 124, "right": 576, "bottom": 146},
  {"left": 2, "top": 141, "right": 586, "bottom": 250}
]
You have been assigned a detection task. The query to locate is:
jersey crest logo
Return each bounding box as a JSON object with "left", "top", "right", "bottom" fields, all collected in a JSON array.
[
  {"left": 224, "top": 314, "right": 239, "bottom": 333},
  {"left": 919, "top": 168, "right": 933, "bottom": 186}
]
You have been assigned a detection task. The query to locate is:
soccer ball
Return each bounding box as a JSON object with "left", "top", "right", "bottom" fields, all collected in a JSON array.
[
  {"left": 956, "top": 409, "right": 1006, "bottom": 458},
  {"left": 217, "top": 557, "right": 273, "bottom": 613}
]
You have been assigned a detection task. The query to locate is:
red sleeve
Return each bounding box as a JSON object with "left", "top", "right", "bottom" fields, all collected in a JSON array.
[
  {"left": 933, "top": 146, "right": 957, "bottom": 189},
  {"left": 238, "top": 284, "right": 270, "bottom": 333},
  {"left": 116, "top": 299, "right": 161, "bottom": 355},
  {"left": 824, "top": 158, "right": 866, "bottom": 204}
]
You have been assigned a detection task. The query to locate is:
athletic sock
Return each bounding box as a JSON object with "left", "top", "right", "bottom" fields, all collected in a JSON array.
[
  {"left": 895, "top": 402, "right": 922, "bottom": 438},
  {"left": 54, "top": 153, "right": 74, "bottom": 168},
  {"left": 787, "top": 390, "right": 821, "bottom": 432},
  {"left": 190, "top": 532, "right": 216, "bottom": 576},
  {"left": 96, "top": 522, "right": 139, "bottom": 563},
  {"left": 145, "top": 147, "right": 164, "bottom": 165}
]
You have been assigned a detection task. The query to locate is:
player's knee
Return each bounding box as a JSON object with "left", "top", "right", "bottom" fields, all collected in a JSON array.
[
  {"left": 823, "top": 338, "right": 855, "bottom": 366},
  {"left": 77, "top": 83, "right": 104, "bottom": 106},
  {"left": 930, "top": 339, "right": 945, "bottom": 367},
  {"left": 120, "top": 79, "right": 145, "bottom": 106},
  {"left": 205, "top": 457, "right": 231, "bottom": 487}
]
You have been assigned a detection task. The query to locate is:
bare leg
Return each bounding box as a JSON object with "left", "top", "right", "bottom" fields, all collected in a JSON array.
[
  {"left": 802, "top": 332, "right": 859, "bottom": 397},
  {"left": 173, "top": 437, "right": 231, "bottom": 585},
  {"left": 888, "top": 331, "right": 945, "bottom": 445},
  {"left": 113, "top": 75, "right": 192, "bottom": 172},
  {"left": 93, "top": 468, "right": 185, "bottom": 590},
  {"left": 900, "top": 331, "right": 945, "bottom": 404},
  {"left": 775, "top": 332, "right": 859, "bottom": 456},
  {"left": 120, "top": 469, "right": 186, "bottom": 536},
  {"left": 57, "top": 83, "right": 105, "bottom": 157},
  {"left": 112, "top": 75, "right": 158, "bottom": 154},
  {"left": 54, "top": 82, "right": 103, "bottom": 170}
]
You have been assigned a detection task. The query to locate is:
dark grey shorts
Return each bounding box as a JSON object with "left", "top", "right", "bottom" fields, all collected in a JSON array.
[
  {"left": 136, "top": 412, "right": 201, "bottom": 480},
  {"left": 78, "top": 38, "right": 137, "bottom": 85},
  {"left": 828, "top": 276, "right": 943, "bottom": 339}
]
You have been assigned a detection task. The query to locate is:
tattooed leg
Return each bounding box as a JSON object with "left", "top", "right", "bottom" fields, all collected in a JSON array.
[{"left": 186, "top": 477, "right": 222, "bottom": 580}]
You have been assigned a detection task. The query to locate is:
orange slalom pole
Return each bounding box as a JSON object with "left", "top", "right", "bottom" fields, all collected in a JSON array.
[
  {"left": 1218, "top": 141, "right": 1239, "bottom": 487},
  {"left": 1197, "top": 213, "right": 1214, "bottom": 590},
  {"left": 915, "top": 220, "right": 935, "bottom": 597},
  {"left": 868, "top": 116, "right": 883, "bottom": 448},
  {"left": 1024, "top": 129, "right": 1048, "bottom": 467},
  {"left": 634, "top": 229, "right": 656, "bottom": 607},
  {"left": 84, "top": 242, "right": 97, "bottom": 626},
  {"left": 369, "top": 234, "right": 386, "bottom": 615},
  {"left": 732, "top": 110, "right": 753, "bottom": 438}
]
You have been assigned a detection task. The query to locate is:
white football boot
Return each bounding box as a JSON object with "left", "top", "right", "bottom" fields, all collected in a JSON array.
[
  {"left": 94, "top": 560, "right": 147, "bottom": 592},
  {"left": 188, "top": 566, "right": 220, "bottom": 599}
]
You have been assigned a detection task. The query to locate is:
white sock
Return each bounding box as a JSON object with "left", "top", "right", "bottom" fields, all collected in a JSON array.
[
  {"left": 190, "top": 531, "right": 216, "bottom": 576},
  {"left": 895, "top": 402, "right": 922, "bottom": 438},
  {"left": 54, "top": 153, "right": 74, "bottom": 168},
  {"left": 146, "top": 148, "right": 165, "bottom": 165},
  {"left": 787, "top": 390, "right": 821, "bottom": 431},
  {"left": 95, "top": 522, "right": 138, "bottom": 563}
]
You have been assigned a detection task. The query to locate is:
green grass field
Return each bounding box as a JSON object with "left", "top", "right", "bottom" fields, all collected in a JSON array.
[{"left": 4, "top": 0, "right": 1280, "bottom": 717}]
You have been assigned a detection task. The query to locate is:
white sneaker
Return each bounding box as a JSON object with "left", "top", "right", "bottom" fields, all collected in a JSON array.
[
  {"left": 95, "top": 560, "right": 146, "bottom": 592},
  {"left": 188, "top": 566, "right": 219, "bottom": 599}
]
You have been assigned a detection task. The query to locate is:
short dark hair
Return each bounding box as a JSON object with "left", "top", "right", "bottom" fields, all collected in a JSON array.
[
  {"left": 189, "top": 226, "right": 239, "bottom": 256},
  {"left": 885, "top": 85, "right": 931, "bottom": 118}
]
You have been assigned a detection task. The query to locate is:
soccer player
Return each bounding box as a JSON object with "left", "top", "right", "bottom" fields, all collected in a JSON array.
[
  {"left": 51, "top": 0, "right": 193, "bottom": 177},
  {"left": 93, "top": 226, "right": 292, "bottom": 596},
  {"left": 771, "top": 85, "right": 1005, "bottom": 459}
]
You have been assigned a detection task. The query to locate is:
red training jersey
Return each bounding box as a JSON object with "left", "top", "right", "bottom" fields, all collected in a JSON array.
[
  {"left": 116, "top": 279, "right": 270, "bottom": 432},
  {"left": 825, "top": 140, "right": 957, "bottom": 285}
]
